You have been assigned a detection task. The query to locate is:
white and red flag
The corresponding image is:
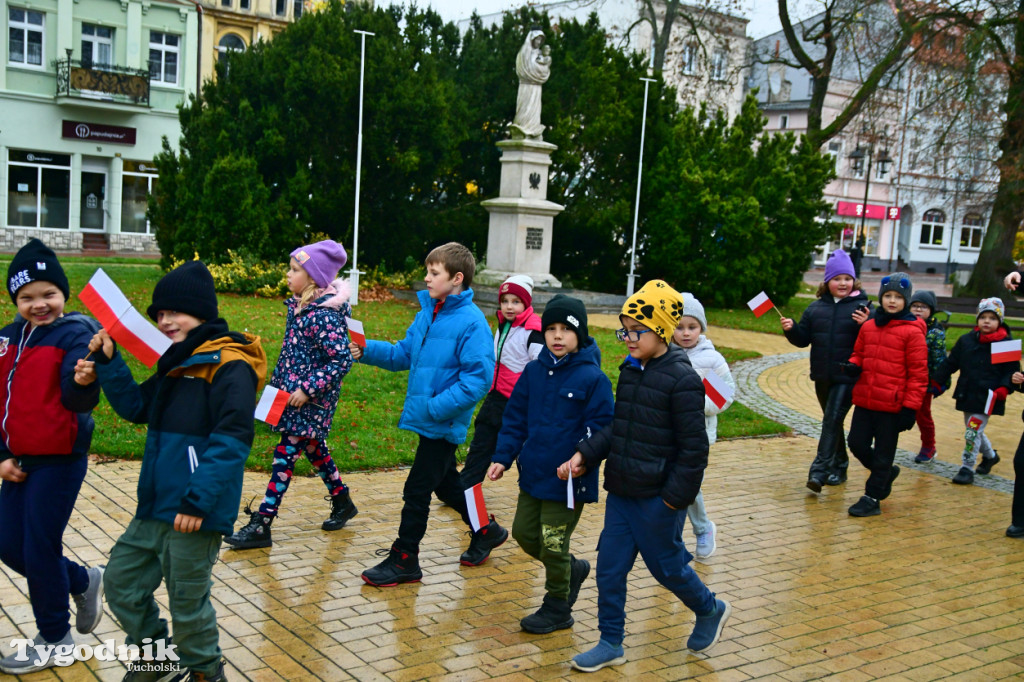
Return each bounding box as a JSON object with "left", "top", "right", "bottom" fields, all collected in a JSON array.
[
  {"left": 346, "top": 317, "right": 366, "bottom": 347},
  {"left": 991, "top": 339, "right": 1022, "bottom": 364},
  {"left": 254, "top": 386, "right": 290, "bottom": 426},
  {"left": 78, "top": 268, "right": 172, "bottom": 368},
  {"left": 703, "top": 370, "right": 734, "bottom": 410},
  {"left": 464, "top": 482, "right": 490, "bottom": 532},
  {"left": 984, "top": 390, "right": 997, "bottom": 416},
  {"left": 747, "top": 291, "right": 774, "bottom": 318}
]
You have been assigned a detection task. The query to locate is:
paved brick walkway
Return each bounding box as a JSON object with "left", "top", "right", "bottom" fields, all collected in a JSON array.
[{"left": 3, "top": 325, "right": 1024, "bottom": 681}]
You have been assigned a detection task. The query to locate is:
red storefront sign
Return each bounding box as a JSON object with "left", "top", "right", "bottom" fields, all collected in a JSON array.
[
  {"left": 836, "top": 201, "right": 887, "bottom": 219},
  {"left": 62, "top": 120, "right": 137, "bottom": 145}
]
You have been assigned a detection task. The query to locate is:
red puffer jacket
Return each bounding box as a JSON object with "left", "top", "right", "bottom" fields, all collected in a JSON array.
[{"left": 849, "top": 315, "right": 928, "bottom": 412}]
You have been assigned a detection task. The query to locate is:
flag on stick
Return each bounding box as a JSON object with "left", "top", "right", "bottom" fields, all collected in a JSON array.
[
  {"left": 464, "top": 482, "right": 490, "bottom": 532},
  {"left": 254, "top": 386, "right": 290, "bottom": 427},
  {"left": 78, "top": 268, "right": 171, "bottom": 368},
  {"left": 747, "top": 291, "right": 775, "bottom": 318},
  {"left": 567, "top": 475, "right": 575, "bottom": 510},
  {"left": 703, "top": 370, "right": 734, "bottom": 410},
  {"left": 992, "top": 339, "right": 1022, "bottom": 364},
  {"left": 984, "top": 390, "right": 997, "bottom": 416},
  {"left": 346, "top": 317, "right": 366, "bottom": 347}
]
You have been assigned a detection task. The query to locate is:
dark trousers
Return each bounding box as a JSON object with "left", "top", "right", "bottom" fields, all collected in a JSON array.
[
  {"left": 397, "top": 436, "right": 471, "bottom": 552},
  {"left": 810, "top": 380, "right": 852, "bottom": 480},
  {"left": 0, "top": 457, "right": 90, "bottom": 642},
  {"left": 460, "top": 391, "right": 508, "bottom": 490},
  {"left": 847, "top": 407, "right": 901, "bottom": 500},
  {"left": 595, "top": 493, "right": 716, "bottom": 645},
  {"left": 1012, "top": 432, "right": 1024, "bottom": 526}
]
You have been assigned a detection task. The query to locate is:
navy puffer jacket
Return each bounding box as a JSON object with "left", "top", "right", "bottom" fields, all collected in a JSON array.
[
  {"left": 933, "top": 325, "right": 1019, "bottom": 416},
  {"left": 784, "top": 291, "right": 871, "bottom": 383},
  {"left": 578, "top": 345, "right": 709, "bottom": 510}
]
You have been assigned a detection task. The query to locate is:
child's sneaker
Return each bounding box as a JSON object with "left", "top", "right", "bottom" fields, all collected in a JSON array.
[
  {"left": 687, "top": 598, "right": 731, "bottom": 652},
  {"left": 361, "top": 544, "right": 422, "bottom": 586},
  {"left": 459, "top": 515, "right": 508, "bottom": 566},
  {"left": 914, "top": 447, "right": 937, "bottom": 463},
  {"left": 694, "top": 521, "right": 717, "bottom": 560},
  {"left": 976, "top": 452, "right": 1000, "bottom": 475},
  {"left": 571, "top": 639, "right": 626, "bottom": 672},
  {"left": 952, "top": 466, "right": 975, "bottom": 485},
  {"left": 73, "top": 565, "right": 105, "bottom": 634},
  {"left": 0, "top": 631, "right": 75, "bottom": 675},
  {"left": 848, "top": 496, "right": 880, "bottom": 517}
]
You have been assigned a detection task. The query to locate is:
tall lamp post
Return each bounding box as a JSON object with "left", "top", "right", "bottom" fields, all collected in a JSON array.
[
  {"left": 847, "top": 140, "right": 893, "bottom": 253},
  {"left": 944, "top": 172, "right": 964, "bottom": 283},
  {"left": 349, "top": 29, "right": 374, "bottom": 306},
  {"left": 626, "top": 76, "right": 657, "bottom": 298}
]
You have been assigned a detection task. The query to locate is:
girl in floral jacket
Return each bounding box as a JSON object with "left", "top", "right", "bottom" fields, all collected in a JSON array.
[{"left": 225, "top": 240, "right": 355, "bottom": 549}]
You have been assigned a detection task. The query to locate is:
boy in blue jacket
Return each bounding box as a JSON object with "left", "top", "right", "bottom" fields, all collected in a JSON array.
[
  {"left": 350, "top": 243, "right": 502, "bottom": 586},
  {"left": 77, "top": 261, "right": 266, "bottom": 682},
  {"left": 487, "top": 295, "right": 614, "bottom": 634}
]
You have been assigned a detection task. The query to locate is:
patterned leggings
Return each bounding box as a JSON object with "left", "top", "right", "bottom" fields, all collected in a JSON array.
[{"left": 258, "top": 435, "right": 346, "bottom": 517}]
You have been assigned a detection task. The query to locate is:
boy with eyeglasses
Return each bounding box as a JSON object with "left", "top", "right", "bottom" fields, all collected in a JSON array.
[{"left": 558, "top": 280, "right": 730, "bottom": 673}]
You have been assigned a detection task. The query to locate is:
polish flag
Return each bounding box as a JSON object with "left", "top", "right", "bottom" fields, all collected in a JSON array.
[
  {"left": 254, "top": 386, "right": 290, "bottom": 426},
  {"left": 703, "top": 370, "right": 734, "bottom": 410},
  {"left": 464, "top": 482, "right": 490, "bottom": 532},
  {"left": 346, "top": 317, "right": 366, "bottom": 347},
  {"left": 747, "top": 291, "right": 774, "bottom": 318},
  {"left": 78, "top": 269, "right": 172, "bottom": 368},
  {"left": 991, "top": 339, "right": 1022, "bottom": 364},
  {"left": 984, "top": 390, "right": 997, "bottom": 416}
]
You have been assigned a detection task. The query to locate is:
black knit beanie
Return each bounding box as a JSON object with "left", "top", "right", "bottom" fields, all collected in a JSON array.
[
  {"left": 541, "top": 294, "right": 589, "bottom": 346},
  {"left": 7, "top": 238, "right": 70, "bottom": 302},
  {"left": 146, "top": 260, "right": 219, "bottom": 322}
]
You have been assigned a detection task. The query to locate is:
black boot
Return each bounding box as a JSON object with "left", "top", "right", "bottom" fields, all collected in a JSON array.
[
  {"left": 322, "top": 491, "right": 358, "bottom": 531},
  {"left": 361, "top": 543, "right": 423, "bottom": 587},
  {"left": 459, "top": 515, "right": 509, "bottom": 566},
  {"left": 520, "top": 593, "right": 574, "bottom": 634},
  {"left": 223, "top": 507, "right": 272, "bottom": 549},
  {"left": 567, "top": 555, "right": 591, "bottom": 607}
]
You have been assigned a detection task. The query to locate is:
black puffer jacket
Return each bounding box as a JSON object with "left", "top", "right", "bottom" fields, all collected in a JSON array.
[
  {"left": 784, "top": 291, "right": 870, "bottom": 383},
  {"left": 578, "top": 345, "right": 708, "bottom": 509},
  {"left": 933, "top": 325, "right": 1019, "bottom": 416}
]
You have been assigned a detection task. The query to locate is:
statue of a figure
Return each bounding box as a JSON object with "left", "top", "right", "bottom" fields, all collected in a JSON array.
[{"left": 510, "top": 30, "right": 551, "bottom": 140}]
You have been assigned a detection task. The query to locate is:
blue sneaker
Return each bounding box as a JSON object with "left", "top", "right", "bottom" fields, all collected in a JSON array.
[
  {"left": 571, "top": 639, "right": 626, "bottom": 673},
  {"left": 687, "top": 598, "right": 731, "bottom": 652}
]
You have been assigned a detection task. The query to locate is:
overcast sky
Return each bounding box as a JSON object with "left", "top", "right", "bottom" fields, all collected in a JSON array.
[{"left": 408, "top": 0, "right": 817, "bottom": 39}]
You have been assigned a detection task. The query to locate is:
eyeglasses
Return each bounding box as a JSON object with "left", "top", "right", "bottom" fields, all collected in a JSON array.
[{"left": 615, "top": 328, "right": 655, "bottom": 342}]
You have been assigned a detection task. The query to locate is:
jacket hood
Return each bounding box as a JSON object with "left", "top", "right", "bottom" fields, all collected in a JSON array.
[
  {"left": 192, "top": 332, "right": 268, "bottom": 392},
  {"left": 416, "top": 287, "right": 475, "bottom": 312},
  {"left": 539, "top": 335, "right": 601, "bottom": 369},
  {"left": 684, "top": 335, "right": 716, "bottom": 357},
  {"left": 497, "top": 305, "right": 542, "bottom": 331}
]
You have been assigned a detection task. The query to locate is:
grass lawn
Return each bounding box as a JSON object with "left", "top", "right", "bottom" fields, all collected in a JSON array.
[{"left": 1, "top": 260, "right": 790, "bottom": 475}]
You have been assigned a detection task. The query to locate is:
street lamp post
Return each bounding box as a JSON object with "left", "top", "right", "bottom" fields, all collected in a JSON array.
[
  {"left": 847, "top": 140, "right": 892, "bottom": 255},
  {"left": 626, "top": 76, "right": 657, "bottom": 298},
  {"left": 349, "top": 29, "right": 374, "bottom": 306},
  {"left": 944, "top": 172, "right": 963, "bottom": 284}
]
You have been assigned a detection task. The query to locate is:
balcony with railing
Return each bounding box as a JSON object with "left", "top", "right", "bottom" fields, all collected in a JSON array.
[{"left": 54, "top": 50, "right": 150, "bottom": 107}]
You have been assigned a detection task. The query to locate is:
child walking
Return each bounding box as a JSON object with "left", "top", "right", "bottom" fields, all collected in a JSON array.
[
  {"left": 780, "top": 248, "right": 871, "bottom": 492},
  {"left": 78, "top": 260, "right": 266, "bottom": 681},
  {"left": 931, "top": 297, "right": 1017, "bottom": 485},
  {"left": 487, "top": 295, "right": 613, "bottom": 634},
  {"left": 909, "top": 290, "right": 948, "bottom": 463},
  {"left": 225, "top": 240, "right": 356, "bottom": 549},
  {"left": 459, "top": 274, "right": 543, "bottom": 491},
  {"left": 846, "top": 273, "right": 928, "bottom": 517},
  {"left": 0, "top": 240, "right": 105, "bottom": 675},
  {"left": 560, "top": 280, "right": 730, "bottom": 673},
  {"left": 351, "top": 243, "right": 505, "bottom": 586},
  {"left": 672, "top": 293, "right": 734, "bottom": 560}
]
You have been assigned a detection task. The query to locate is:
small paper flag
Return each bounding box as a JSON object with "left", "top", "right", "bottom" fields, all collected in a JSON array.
[
  {"left": 254, "top": 385, "right": 290, "bottom": 426},
  {"left": 703, "top": 370, "right": 734, "bottom": 410},
  {"left": 567, "top": 475, "right": 575, "bottom": 510},
  {"left": 346, "top": 317, "right": 366, "bottom": 347},
  {"left": 747, "top": 291, "right": 774, "bottom": 318},
  {"left": 464, "top": 482, "right": 490, "bottom": 532},
  {"left": 984, "top": 390, "right": 996, "bottom": 416},
  {"left": 79, "top": 268, "right": 172, "bottom": 368},
  {"left": 992, "top": 339, "right": 1022, "bottom": 364}
]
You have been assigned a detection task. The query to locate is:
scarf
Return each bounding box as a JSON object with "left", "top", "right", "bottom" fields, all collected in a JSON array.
[{"left": 156, "top": 318, "right": 230, "bottom": 377}]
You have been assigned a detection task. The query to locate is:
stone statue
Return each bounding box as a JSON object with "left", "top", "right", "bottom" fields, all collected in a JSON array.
[{"left": 511, "top": 30, "right": 551, "bottom": 140}]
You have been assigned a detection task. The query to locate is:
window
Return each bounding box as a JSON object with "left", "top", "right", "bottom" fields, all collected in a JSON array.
[
  {"left": 827, "top": 141, "right": 841, "bottom": 171},
  {"left": 149, "top": 31, "right": 179, "bottom": 85},
  {"left": 960, "top": 213, "right": 984, "bottom": 248},
  {"left": 9, "top": 8, "right": 44, "bottom": 67},
  {"left": 121, "top": 160, "right": 158, "bottom": 234},
  {"left": 241, "top": 0, "right": 250, "bottom": 9},
  {"left": 221, "top": 0, "right": 231, "bottom": 6},
  {"left": 293, "top": 0, "right": 303, "bottom": 18},
  {"left": 779, "top": 114, "right": 789, "bottom": 130},
  {"left": 276, "top": 0, "right": 286, "bottom": 16},
  {"left": 217, "top": 33, "right": 246, "bottom": 63},
  {"left": 920, "top": 209, "right": 945, "bottom": 246},
  {"left": 81, "top": 24, "right": 113, "bottom": 68},
  {"left": 681, "top": 42, "right": 697, "bottom": 75},
  {"left": 710, "top": 49, "right": 726, "bottom": 80},
  {"left": 7, "top": 150, "right": 71, "bottom": 229}
]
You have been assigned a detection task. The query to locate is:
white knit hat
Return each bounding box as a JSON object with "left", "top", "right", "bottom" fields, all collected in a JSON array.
[
  {"left": 681, "top": 292, "right": 707, "bottom": 332},
  {"left": 499, "top": 274, "right": 535, "bottom": 308}
]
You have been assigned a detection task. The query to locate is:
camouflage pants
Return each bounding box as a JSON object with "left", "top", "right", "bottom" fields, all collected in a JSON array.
[{"left": 511, "top": 490, "right": 584, "bottom": 600}]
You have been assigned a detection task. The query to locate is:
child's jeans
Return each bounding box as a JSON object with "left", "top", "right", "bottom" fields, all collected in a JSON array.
[
  {"left": 595, "top": 493, "right": 716, "bottom": 645},
  {"left": 397, "top": 436, "right": 472, "bottom": 552},
  {"left": 104, "top": 518, "right": 223, "bottom": 676},
  {"left": 459, "top": 391, "right": 508, "bottom": 490},
  {"left": 848, "top": 407, "right": 901, "bottom": 500},
  {"left": 685, "top": 491, "right": 711, "bottom": 537},
  {"left": 259, "top": 435, "right": 345, "bottom": 517},
  {"left": 916, "top": 392, "right": 936, "bottom": 450},
  {"left": 810, "top": 380, "right": 852, "bottom": 481},
  {"left": 961, "top": 412, "right": 995, "bottom": 468},
  {"left": 511, "top": 490, "right": 583, "bottom": 600},
  {"left": 0, "top": 457, "right": 90, "bottom": 643}
]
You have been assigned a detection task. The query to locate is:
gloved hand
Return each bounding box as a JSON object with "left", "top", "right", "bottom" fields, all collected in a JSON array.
[
  {"left": 993, "top": 386, "right": 1009, "bottom": 401},
  {"left": 897, "top": 407, "right": 917, "bottom": 432},
  {"left": 835, "top": 361, "right": 862, "bottom": 378},
  {"left": 928, "top": 381, "right": 945, "bottom": 397}
]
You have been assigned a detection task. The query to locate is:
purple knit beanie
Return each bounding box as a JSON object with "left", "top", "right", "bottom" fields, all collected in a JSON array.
[
  {"left": 291, "top": 240, "right": 348, "bottom": 288},
  {"left": 823, "top": 248, "right": 856, "bottom": 283}
]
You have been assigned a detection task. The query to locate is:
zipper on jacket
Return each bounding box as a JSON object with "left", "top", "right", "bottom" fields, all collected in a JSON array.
[
  {"left": 1, "top": 324, "right": 35, "bottom": 451},
  {"left": 623, "top": 361, "right": 646, "bottom": 453}
]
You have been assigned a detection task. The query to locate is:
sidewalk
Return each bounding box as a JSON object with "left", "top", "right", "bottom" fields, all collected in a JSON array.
[{"left": 3, "top": 326, "right": 1024, "bottom": 681}]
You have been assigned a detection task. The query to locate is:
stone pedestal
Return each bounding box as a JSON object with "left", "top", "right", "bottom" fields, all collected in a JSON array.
[{"left": 478, "top": 138, "right": 564, "bottom": 288}]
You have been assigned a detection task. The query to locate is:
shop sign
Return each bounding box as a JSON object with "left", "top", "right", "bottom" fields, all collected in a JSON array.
[
  {"left": 836, "top": 201, "right": 888, "bottom": 219},
  {"left": 62, "top": 120, "right": 137, "bottom": 145}
]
